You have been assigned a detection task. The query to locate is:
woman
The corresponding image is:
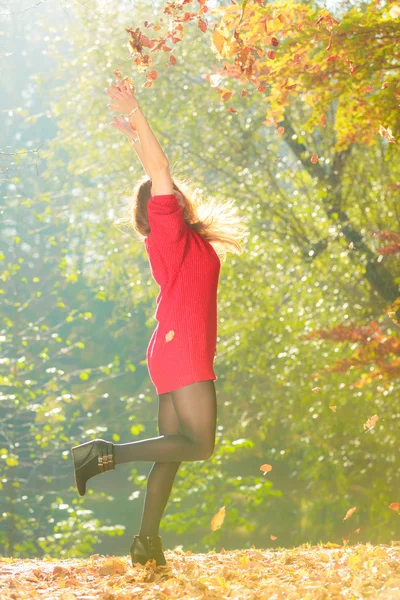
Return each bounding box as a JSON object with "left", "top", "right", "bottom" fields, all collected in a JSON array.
[{"left": 71, "top": 77, "right": 247, "bottom": 567}]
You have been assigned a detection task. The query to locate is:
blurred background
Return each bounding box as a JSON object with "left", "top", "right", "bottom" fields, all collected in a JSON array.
[{"left": 0, "top": 0, "right": 399, "bottom": 558}]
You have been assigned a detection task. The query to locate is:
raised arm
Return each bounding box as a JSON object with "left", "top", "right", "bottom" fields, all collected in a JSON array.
[{"left": 106, "top": 79, "right": 172, "bottom": 192}]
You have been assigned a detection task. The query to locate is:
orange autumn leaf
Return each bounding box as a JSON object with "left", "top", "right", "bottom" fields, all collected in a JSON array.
[
  {"left": 198, "top": 18, "right": 207, "bottom": 33},
  {"left": 211, "top": 506, "right": 226, "bottom": 531},
  {"left": 389, "top": 502, "right": 400, "bottom": 512},
  {"left": 270, "top": 535, "right": 277, "bottom": 540},
  {"left": 311, "top": 153, "right": 319, "bottom": 164},
  {"left": 216, "top": 87, "right": 234, "bottom": 102},
  {"left": 148, "top": 69, "right": 158, "bottom": 80},
  {"left": 260, "top": 463, "right": 272, "bottom": 475},
  {"left": 277, "top": 126, "right": 284, "bottom": 135},
  {"left": 342, "top": 506, "right": 357, "bottom": 521},
  {"left": 312, "top": 387, "right": 321, "bottom": 392},
  {"left": 170, "top": 55, "right": 177, "bottom": 65},
  {"left": 258, "top": 85, "right": 267, "bottom": 92},
  {"left": 363, "top": 414, "right": 378, "bottom": 431},
  {"left": 241, "top": 90, "right": 247, "bottom": 97}
]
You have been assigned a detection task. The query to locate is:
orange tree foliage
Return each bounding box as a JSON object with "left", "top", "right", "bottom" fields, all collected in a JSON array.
[{"left": 123, "top": 0, "right": 399, "bottom": 152}]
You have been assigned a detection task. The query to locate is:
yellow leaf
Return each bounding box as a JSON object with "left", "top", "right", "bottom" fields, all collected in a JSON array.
[{"left": 211, "top": 506, "right": 226, "bottom": 531}]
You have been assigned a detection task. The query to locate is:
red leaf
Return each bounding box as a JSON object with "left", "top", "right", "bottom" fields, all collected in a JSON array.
[
  {"left": 241, "top": 90, "right": 247, "bottom": 97},
  {"left": 258, "top": 85, "right": 267, "bottom": 92},
  {"left": 198, "top": 18, "right": 207, "bottom": 32},
  {"left": 277, "top": 126, "right": 284, "bottom": 135},
  {"left": 228, "top": 107, "right": 237, "bottom": 113},
  {"left": 320, "top": 113, "right": 327, "bottom": 127},
  {"left": 311, "top": 153, "right": 319, "bottom": 164},
  {"left": 271, "top": 37, "right": 279, "bottom": 47},
  {"left": 144, "top": 81, "right": 153, "bottom": 88},
  {"left": 327, "top": 55, "right": 340, "bottom": 62},
  {"left": 267, "top": 50, "right": 276, "bottom": 60},
  {"left": 148, "top": 70, "right": 158, "bottom": 80},
  {"left": 170, "top": 55, "right": 177, "bottom": 65}
]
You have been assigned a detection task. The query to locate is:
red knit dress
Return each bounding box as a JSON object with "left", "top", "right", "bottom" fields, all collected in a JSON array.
[{"left": 144, "top": 193, "right": 221, "bottom": 395}]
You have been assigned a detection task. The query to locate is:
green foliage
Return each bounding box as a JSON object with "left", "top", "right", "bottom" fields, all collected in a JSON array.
[{"left": 0, "top": 0, "right": 399, "bottom": 558}]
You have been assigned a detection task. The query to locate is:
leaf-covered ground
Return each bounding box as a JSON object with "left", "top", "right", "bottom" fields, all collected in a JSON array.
[{"left": 1, "top": 543, "right": 399, "bottom": 599}]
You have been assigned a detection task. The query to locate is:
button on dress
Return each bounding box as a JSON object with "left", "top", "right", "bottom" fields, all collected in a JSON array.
[{"left": 144, "top": 194, "right": 221, "bottom": 395}]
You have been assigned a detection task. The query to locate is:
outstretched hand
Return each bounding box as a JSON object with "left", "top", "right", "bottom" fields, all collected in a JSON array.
[
  {"left": 105, "top": 79, "right": 138, "bottom": 114},
  {"left": 109, "top": 113, "right": 138, "bottom": 140}
]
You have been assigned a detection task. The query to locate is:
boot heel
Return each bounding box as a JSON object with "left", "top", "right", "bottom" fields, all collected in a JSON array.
[
  {"left": 130, "top": 534, "right": 166, "bottom": 567},
  {"left": 71, "top": 438, "right": 115, "bottom": 497}
]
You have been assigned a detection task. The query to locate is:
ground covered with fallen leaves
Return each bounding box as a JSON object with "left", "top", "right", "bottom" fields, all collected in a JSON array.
[{"left": 1, "top": 543, "right": 399, "bottom": 599}]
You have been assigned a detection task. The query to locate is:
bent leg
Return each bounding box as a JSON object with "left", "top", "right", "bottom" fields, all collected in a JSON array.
[
  {"left": 138, "top": 392, "right": 182, "bottom": 536},
  {"left": 113, "top": 380, "right": 217, "bottom": 464}
]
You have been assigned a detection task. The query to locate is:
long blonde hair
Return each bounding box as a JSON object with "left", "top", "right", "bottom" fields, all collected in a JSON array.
[{"left": 113, "top": 173, "right": 249, "bottom": 263}]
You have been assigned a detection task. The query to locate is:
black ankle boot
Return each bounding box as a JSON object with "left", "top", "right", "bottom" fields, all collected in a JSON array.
[
  {"left": 71, "top": 438, "right": 115, "bottom": 497},
  {"left": 130, "top": 534, "right": 167, "bottom": 567}
]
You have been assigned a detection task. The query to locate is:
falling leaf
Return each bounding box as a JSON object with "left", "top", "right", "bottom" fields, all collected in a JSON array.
[
  {"left": 165, "top": 330, "right": 175, "bottom": 343},
  {"left": 241, "top": 90, "right": 247, "bottom": 97},
  {"left": 349, "top": 242, "right": 355, "bottom": 249},
  {"left": 228, "top": 107, "right": 237, "bottom": 113},
  {"left": 144, "top": 81, "right": 153, "bottom": 88},
  {"left": 270, "top": 37, "right": 279, "bottom": 47},
  {"left": 210, "top": 72, "right": 225, "bottom": 87},
  {"left": 198, "top": 18, "right": 207, "bottom": 33},
  {"left": 216, "top": 87, "right": 234, "bottom": 102},
  {"left": 329, "top": 406, "right": 337, "bottom": 412},
  {"left": 354, "top": 528, "right": 360, "bottom": 533},
  {"left": 170, "top": 55, "right": 177, "bottom": 65},
  {"left": 343, "top": 506, "right": 357, "bottom": 521},
  {"left": 311, "top": 153, "right": 319, "bottom": 164},
  {"left": 389, "top": 502, "right": 400, "bottom": 512},
  {"left": 363, "top": 414, "right": 378, "bottom": 431},
  {"left": 270, "top": 535, "right": 277, "bottom": 540},
  {"left": 312, "top": 386, "right": 321, "bottom": 392},
  {"left": 277, "top": 126, "right": 284, "bottom": 135},
  {"left": 257, "top": 85, "right": 267, "bottom": 92},
  {"left": 379, "top": 125, "right": 396, "bottom": 143},
  {"left": 267, "top": 50, "right": 276, "bottom": 60},
  {"left": 260, "top": 463, "right": 272, "bottom": 475},
  {"left": 211, "top": 506, "right": 226, "bottom": 531},
  {"left": 148, "top": 70, "right": 158, "bottom": 80}
]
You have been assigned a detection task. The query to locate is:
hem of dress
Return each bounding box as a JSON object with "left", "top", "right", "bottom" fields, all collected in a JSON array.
[{"left": 155, "top": 374, "right": 218, "bottom": 395}]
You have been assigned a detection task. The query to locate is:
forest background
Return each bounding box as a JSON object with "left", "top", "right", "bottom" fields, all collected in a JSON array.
[{"left": 1, "top": 0, "right": 399, "bottom": 558}]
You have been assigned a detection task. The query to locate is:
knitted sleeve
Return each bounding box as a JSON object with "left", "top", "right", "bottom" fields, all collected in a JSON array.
[{"left": 147, "top": 194, "right": 187, "bottom": 244}]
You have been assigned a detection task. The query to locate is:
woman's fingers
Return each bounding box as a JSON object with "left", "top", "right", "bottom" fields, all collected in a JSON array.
[{"left": 106, "top": 103, "right": 119, "bottom": 110}]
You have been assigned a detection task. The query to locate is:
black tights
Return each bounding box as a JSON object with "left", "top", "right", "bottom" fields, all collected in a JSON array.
[{"left": 113, "top": 380, "right": 217, "bottom": 536}]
